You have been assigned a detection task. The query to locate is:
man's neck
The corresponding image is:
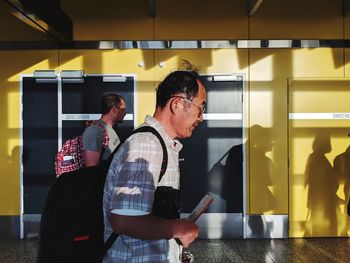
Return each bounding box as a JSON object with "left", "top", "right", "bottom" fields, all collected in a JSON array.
[
  {"left": 100, "top": 115, "right": 113, "bottom": 127},
  {"left": 153, "top": 109, "right": 176, "bottom": 139}
]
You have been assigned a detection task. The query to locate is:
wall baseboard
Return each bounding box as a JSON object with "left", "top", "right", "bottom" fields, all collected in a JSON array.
[
  {"left": 181, "top": 213, "right": 243, "bottom": 239},
  {"left": 22, "top": 214, "right": 41, "bottom": 239},
  {"left": 6, "top": 214, "right": 288, "bottom": 239},
  {"left": 246, "top": 214, "right": 289, "bottom": 239},
  {"left": 0, "top": 216, "right": 21, "bottom": 239}
]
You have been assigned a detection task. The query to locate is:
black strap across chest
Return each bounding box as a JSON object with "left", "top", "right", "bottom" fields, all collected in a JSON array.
[
  {"left": 131, "top": 126, "right": 168, "bottom": 183},
  {"left": 103, "top": 125, "right": 169, "bottom": 256}
]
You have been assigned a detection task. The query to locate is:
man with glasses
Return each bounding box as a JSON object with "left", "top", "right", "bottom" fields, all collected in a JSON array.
[
  {"left": 82, "top": 93, "right": 126, "bottom": 167},
  {"left": 103, "top": 70, "right": 206, "bottom": 262}
]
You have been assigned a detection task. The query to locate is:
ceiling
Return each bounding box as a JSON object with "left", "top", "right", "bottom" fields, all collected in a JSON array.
[
  {"left": 0, "top": 0, "right": 265, "bottom": 47},
  {"left": 1, "top": 0, "right": 350, "bottom": 50}
]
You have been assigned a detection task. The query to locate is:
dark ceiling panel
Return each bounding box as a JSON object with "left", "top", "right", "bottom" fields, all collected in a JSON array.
[
  {"left": 3, "top": 0, "right": 72, "bottom": 43},
  {"left": 0, "top": 1, "right": 48, "bottom": 41}
]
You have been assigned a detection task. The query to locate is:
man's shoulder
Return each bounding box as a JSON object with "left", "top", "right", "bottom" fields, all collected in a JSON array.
[
  {"left": 82, "top": 124, "right": 104, "bottom": 139},
  {"left": 119, "top": 128, "right": 162, "bottom": 154},
  {"left": 84, "top": 124, "right": 103, "bottom": 133},
  {"left": 90, "top": 120, "right": 107, "bottom": 129},
  {"left": 127, "top": 129, "right": 161, "bottom": 145}
]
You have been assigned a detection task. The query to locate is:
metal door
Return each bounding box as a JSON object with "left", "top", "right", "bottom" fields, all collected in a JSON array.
[
  {"left": 180, "top": 74, "right": 245, "bottom": 238},
  {"left": 21, "top": 73, "right": 136, "bottom": 238}
]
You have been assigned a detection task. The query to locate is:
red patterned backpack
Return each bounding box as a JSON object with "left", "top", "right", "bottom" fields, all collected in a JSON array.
[{"left": 55, "top": 121, "right": 109, "bottom": 177}]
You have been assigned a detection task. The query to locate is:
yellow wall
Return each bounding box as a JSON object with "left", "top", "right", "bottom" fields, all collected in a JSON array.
[
  {"left": 1, "top": 0, "right": 350, "bottom": 238},
  {"left": 0, "top": 51, "right": 58, "bottom": 215},
  {"left": 249, "top": 48, "right": 344, "bottom": 215},
  {"left": 2, "top": 48, "right": 347, "bottom": 221},
  {"left": 289, "top": 79, "right": 350, "bottom": 237},
  {"left": 0, "top": 49, "right": 249, "bottom": 215}
]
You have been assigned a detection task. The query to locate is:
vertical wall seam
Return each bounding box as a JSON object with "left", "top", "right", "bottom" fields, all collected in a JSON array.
[
  {"left": 343, "top": 6, "right": 346, "bottom": 78},
  {"left": 247, "top": 1, "right": 251, "bottom": 216},
  {"left": 57, "top": 49, "right": 60, "bottom": 71}
]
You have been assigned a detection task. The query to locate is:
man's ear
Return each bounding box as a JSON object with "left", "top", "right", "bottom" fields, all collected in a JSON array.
[
  {"left": 170, "top": 99, "right": 177, "bottom": 114},
  {"left": 170, "top": 97, "right": 183, "bottom": 114},
  {"left": 112, "top": 106, "right": 118, "bottom": 114}
]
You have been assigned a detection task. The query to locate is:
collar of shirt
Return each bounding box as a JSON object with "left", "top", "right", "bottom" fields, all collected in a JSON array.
[{"left": 144, "top": 115, "right": 183, "bottom": 152}]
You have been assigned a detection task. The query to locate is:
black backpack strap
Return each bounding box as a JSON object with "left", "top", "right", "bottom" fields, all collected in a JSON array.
[
  {"left": 108, "top": 127, "right": 168, "bottom": 182},
  {"left": 131, "top": 126, "right": 168, "bottom": 182},
  {"left": 102, "top": 125, "right": 168, "bottom": 257},
  {"left": 101, "top": 232, "right": 118, "bottom": 260}
]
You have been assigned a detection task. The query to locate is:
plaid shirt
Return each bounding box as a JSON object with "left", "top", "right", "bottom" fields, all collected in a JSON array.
[{"left": 103, "top": 115, "right": 183, "bottom": 263}]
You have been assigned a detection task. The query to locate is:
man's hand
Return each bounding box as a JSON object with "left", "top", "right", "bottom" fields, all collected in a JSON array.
[{"left": 173, "top": 219, "right": 199, "bottom": 248}]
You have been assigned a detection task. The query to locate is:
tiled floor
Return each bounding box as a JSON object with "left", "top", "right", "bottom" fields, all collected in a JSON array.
[
  {"left": 1, "top": 238, "right": 350, "bottom": 262},
  {"left": 190, "top": 238, "right": 350, "bottom": 263}
]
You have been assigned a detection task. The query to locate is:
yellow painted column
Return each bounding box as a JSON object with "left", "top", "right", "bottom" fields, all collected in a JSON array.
[{"left": 0, "top": 51, "right": 58, "bottom": 215}]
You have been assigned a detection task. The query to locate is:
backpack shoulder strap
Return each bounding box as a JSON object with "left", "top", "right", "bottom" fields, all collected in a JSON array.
[
  {"left": 131, "top": 126, "right": 168, "bottom": 183},
  {"left": 86, "top": 120, "right": 109, "bottom": 148},
  {"left": 107, "top": 125, "right": 168, "bottom": 182},
  {"left": 102, "top": 126, "right": 168, "bottom": 256}
]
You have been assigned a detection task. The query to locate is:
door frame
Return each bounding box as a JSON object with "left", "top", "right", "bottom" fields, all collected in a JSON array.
[{"left": 20, "top": 72, "right": 137, "bottom": 239}]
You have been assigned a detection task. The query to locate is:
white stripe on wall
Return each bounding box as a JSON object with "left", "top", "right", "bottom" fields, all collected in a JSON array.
[
  {"left": 204, "top": 113, "right": 242, "bottom": 120},
  {"left": 61, "top": 113, "right": 240, "bottom": 121},
  {"left": 62, "top": 113, "right": 134, "bottom": 121},
  {"left": 289, "top": 113, "right": 350, "bottom": 120}
]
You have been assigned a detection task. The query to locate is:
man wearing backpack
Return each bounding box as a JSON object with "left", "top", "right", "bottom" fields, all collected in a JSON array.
[
  {"left": 103, "top": 70, "right": 206, "bottom": 262},
  {"left": 83, "top": 93, "right": 126, "bottom": 167}
]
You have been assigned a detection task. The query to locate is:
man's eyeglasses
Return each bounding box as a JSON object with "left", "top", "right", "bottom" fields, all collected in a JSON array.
[
  {"left": 118, "top": 107, "right": 126, "bottom": 113},
  {"left": 170, "top": 96, "right": 206, "bottom": 116}
]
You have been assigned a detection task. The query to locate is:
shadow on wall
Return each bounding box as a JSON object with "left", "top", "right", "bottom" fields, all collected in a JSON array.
[
  {"left": 206, "top": 131, "right": 244, "bottom": 238},
  {"left": 333, "top": 143, "right": 350, "bottom": 236},
  {"left": 1, "top": 145, "right": 23, "bottom": 205},
  {"left": 304, "top": 134, "right": 345, "bottom": 237},
  {"left": 0, "top": 145, "right": 29, "bottom": 238},
  {"left": 248, "top": 125, "right": 276, "bottom": 238},
  {"left": 207, "top": 124, "right": 277, "bottom": 238},
  {"left": 207, "top": 143, "right": 243, "bottom": 214}
]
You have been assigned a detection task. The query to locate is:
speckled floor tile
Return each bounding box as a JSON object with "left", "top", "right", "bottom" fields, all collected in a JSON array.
[
  {"left": 235, "top": 239, "right": 266, "bottom": 253},
  {"left": 189, "top": 239, "right": 216, "bottom": 262},
  {"left": 267, "top": 252, "right": 303, "bottom": 263},
  {"left": 293, "top": 242, "right": 335, "bottom": 263},
  {"left": 210, "top": 240, "right": 244, "bottom": 263},
  {"left": 240, "top": 252, "right": 274, "bottom": 263},
  {"left": 0, "top": 239, "right": 38, "bottom": 263},
  {"left": 306, "top": 238, "right": 350, "bottom": 253},
  {"left": 2, "top": 237, "right": 350, "bottom": 262},
  {"left": 209, "top": 239, "right": 240, "bottom": 252},
  {"left": 259, "top": 239, "right": 298, "bottom": 253}
]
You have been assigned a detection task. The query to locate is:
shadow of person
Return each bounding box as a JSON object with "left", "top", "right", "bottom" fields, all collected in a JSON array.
[
  {"left": 6, "top": 146, "right": 24, "bottom": 187},
  {"left": 206, "top": 142, "right": 245, "bottom": 238},
  {"left": 304, "top": 134, "right": 340, "bottom": 236},
  {"left": 207, "top": 125, "right": 276, "bottom": 238},
  {"left": 223, "top": 144, "right": 244, "bottom": 213},
  {"left": 247, "top": 125, "right": 276, "bottom": 238},
  {"left": 0, "top": 145, "right": 29, "bottom": 239},
  {"left": 207, "top": 143, "right": 243, "bottom": 214},
  {"left": 333, "top": 144, "right": 350, "bottom": 234}
]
